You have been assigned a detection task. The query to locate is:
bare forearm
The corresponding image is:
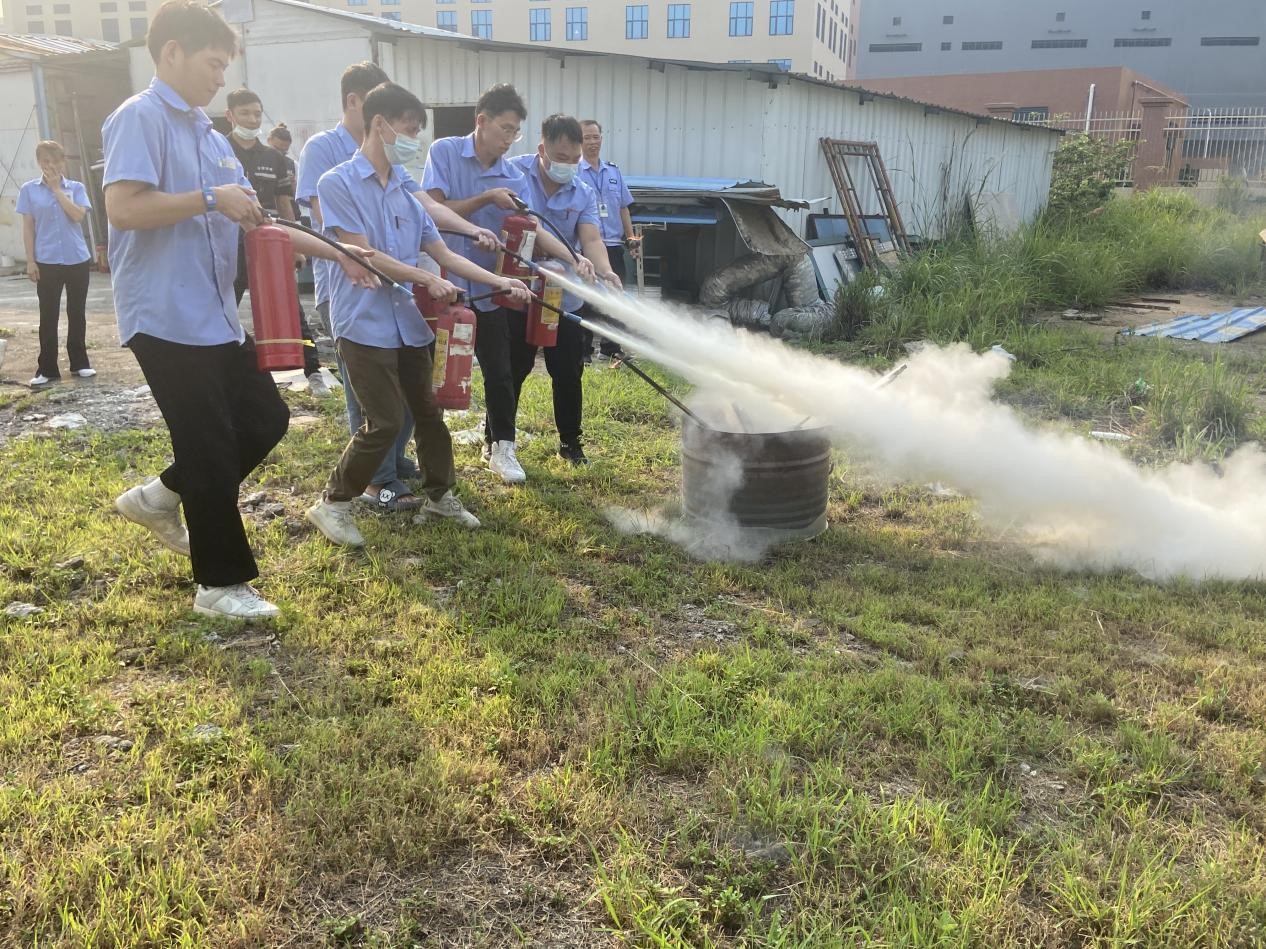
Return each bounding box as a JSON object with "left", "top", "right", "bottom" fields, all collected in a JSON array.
[
  {"left": 620, "top": 207, "right": 635, "bottom": 241},
  {"left": 414, "top": 191, "right": 481, "bottom": 238},
  {"left": 582, "top": 235, "right": 615, "bottom": 276},
  {"left": 440, "top": 193, "right": 492, "bottom": 219},
  {"left": 537, "top": 229, "right": 576, "bottom": 261},
  {"left": 106, "top": 187, "right": 205, "bottom": 231},
  {"left": 430, "top": 245, "right": 505, "bottom": 288},
  {"left": 54, "top": 191, "right": 88, "bottom": 224},
  {"left": 22, "top": 219, "right": 35, "bottom": 260}
]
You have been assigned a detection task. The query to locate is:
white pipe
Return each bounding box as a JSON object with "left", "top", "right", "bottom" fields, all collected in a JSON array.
[{"left": 1084, "top": 84, "right": 1096, "bottom": 133}]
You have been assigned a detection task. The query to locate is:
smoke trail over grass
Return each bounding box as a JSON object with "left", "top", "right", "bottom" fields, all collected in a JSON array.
[{"left": 560, "top": 276, "right": 1266, "bottom": 580}]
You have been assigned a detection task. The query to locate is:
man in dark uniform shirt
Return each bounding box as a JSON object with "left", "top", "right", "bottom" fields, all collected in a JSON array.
[
  {"left": 225, "top": 87, "right": 328, "bottom": 394},
  {"left": 267, "top": 124, "right": 299, "bottom": 221}
]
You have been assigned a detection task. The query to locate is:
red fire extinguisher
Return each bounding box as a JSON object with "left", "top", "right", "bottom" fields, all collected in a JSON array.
[
  {"left": 525, "top": 260, "right": 566, "bottom": 349},
  {"left": 413, "top": 282, "right": 479, "bottom": 410},
  {"left": 494, "top": 214, "right": 537, "bottom": 310},
  {"left": 246, "top": 224, "right": 304, "bottom": 372}
]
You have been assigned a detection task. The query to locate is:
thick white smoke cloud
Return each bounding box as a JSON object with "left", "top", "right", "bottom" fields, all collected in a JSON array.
[{"left": 561, "top": 276, "right": 1266, "bottom": 580}]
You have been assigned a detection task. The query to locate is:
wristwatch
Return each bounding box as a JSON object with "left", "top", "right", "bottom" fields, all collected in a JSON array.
[{"left": 202, "top": 188, "right": 217, "bottom": 213}]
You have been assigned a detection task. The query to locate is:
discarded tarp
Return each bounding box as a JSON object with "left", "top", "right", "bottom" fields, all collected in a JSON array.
[
  {"left": 1125, "top": 307, "right": 1266, "bottom": 343},
  {"left": 699, "top": 253, "right": 830, "bottom": 338}
]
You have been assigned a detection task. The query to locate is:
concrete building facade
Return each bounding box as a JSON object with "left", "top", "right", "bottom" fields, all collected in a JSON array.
[
  {"left": 856, "top": 0, "right": 1266, "bottom": 109},
  {"left": 9, "top": 0, "right": 159, "bottom": 43}
]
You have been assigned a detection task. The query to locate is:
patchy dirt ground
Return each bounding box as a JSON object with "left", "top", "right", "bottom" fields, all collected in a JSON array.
[{"left": 1042, "top": 291, "right": 1266, "bottom": 353}]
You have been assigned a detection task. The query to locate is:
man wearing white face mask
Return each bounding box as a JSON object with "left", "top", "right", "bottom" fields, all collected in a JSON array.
[{"left": 224, "top": 87, "right": 328, "bottom": 392}]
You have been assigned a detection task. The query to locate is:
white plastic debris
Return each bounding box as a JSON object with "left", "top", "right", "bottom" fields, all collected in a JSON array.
[
  {"left": 120, "top": 385, "right": 152, "bottom": 400},
  {"left": 989, "top": 345, "right": 1017, "bottom": 361},
  {"left": 1090, "top": 431, "right": 1132, "bottom": 442},
  {"left": 4, "top": 602, "right": 43, "bottom": 618},
  {"left": 46, "top": 413, "right": 88, "bottom": 430}
]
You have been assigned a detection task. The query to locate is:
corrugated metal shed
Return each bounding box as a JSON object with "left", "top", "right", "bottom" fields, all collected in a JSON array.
[
  {"left": 1126, "top": 308, "right": 1266, "bottom": 343},
  {"left": 0, "top": 33, "right": 117, "bottom": 57},
  {"left": 235, "top": 0, "right": 1062, "bottom": 238}
]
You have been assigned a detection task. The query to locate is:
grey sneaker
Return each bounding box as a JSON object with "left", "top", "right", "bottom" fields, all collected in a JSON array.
[
  {"left": 115, "top": 482, "right": 190, "bottom": 556},
  {"left": 488, "top": 440, "right": 526, "bottom": 484},
  {"left": 420, "top": 491, "right": 481, "bottom": 528},
  {"left": 307, "top": 498, "right": 365, "bottom": 546},
  {"left": 194, "top": 583, "right": 280, "bottom": 620},
  {"left": 307, "top": 371, "right": 331, "bottom": 398}
]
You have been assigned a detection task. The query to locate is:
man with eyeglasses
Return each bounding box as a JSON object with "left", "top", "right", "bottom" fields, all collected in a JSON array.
[{"left": 423, "top": 83, "right": 594, "bottom": 484}]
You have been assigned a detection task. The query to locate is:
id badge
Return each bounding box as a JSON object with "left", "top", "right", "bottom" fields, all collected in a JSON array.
[{"left": 598, "top": 202, "right": 609, "bottom": 219}]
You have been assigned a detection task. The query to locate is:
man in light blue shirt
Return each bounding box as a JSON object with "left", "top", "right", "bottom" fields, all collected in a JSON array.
[
  {"left": 17, "top": 140, "right": 94, "bottom": 385},
  {"left": 307, "top": 82, "right": 531, "bottom": 548},
  {"left": 105, "top": 1, "right": 378, "bottom": 620},
  {"left": 580, "top": 119, "right": 639, "bottom": 359},
  {"left": 508, "top": 114, "right": 619, "bottom": 467},
  {"left": 298, "top": 61, "right": 500, "bottom": 511},
  {"left": 423, "top": 84, "right": 596, "bottom": 483}
]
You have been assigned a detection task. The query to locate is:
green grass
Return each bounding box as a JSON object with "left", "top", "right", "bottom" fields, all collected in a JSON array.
[{"left": 3, "top": 338, "right": 1266, "bottom": 946}]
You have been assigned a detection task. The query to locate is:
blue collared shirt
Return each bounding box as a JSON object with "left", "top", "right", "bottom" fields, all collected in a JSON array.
[
  {"left": 298, "top": 123, "right": 419, "bottom": 306},
  {"left": 16, "top": 177, "right": 91, "bottom": 265},
  {"left": 509, "top": 154, "right": 600, "bottom": 312},
  {"left": 103, "top": 78, "right": 249, "bottom": 346},
  {"left": 318, "top": 153, "right": 439, "bottom": 350},
  {"left": 580, "top": 158, "right": 634, "bottom": 247},
  {"left": 421, "top": 134, "right": 531, "bottom": 313}
]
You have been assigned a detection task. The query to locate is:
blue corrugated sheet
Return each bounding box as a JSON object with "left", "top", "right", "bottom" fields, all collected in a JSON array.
[{"left": 1126, "top": 307, "right": 1266, "bottom": 343}]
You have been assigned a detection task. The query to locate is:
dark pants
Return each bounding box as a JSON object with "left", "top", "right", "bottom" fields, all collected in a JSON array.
[
  {"left": 326, "top": 338, "right": 455, "bottom": 503},
  {"left": 35, "top": 260, "right": 91, "bottom": 378},
  {"left": 235, "top": 260, "right": 320, "bottom": 377},
  {"left": 476, "top": 306, "right": 522, "bottom": 445},
  {"left": 584, "top": 246, "right": 626, "bottom": 357},
  {"left": 511, "top": 308, "right": 587, "bottom": 446},
  {"left": 129, "top": 333, "right": 289, "bottom": 588}
]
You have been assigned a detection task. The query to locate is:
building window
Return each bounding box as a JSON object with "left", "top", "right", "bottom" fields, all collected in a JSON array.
[
  {"left": 942, "top": 14, "right": 953, "bottom": 24},
  {"left": 436, "top": 10, "right": 456, "bottom": 29},
  {"left": 729, "top": 1, "right": 752, "bottom": 36},
  {"left": 346, "top": 0, "right": 367, "bottom": 6},
  {"left": 667, "top": 3, "right": 690, "bottom": 38},
  {"left": 101, "top": 16, "right": 118, "bottom": 38},
  {"left": 54, "top": 18, "right": 70, "bottom": 32},
  {"left": 769, "top": 0, "right": 793, "bottom": 35},
  {"left": 1113, "top": 37, "right": 1170, "bottom": 47},
  {"left": 727, "top": 58, "right": 751, "bottom": 62},
  {"left": 1013, "top": 106, "right": 1049, "bottom": 121},
  {"left": 1031, "top": 38, "right": 1087, "bottom": 48},
  {"left": 437, "top": 0, "right": 454, "bottom": 4},
  {"left": 625, "top": 4, "right": 647, "bottom": 38},
  {"left": 1141, "top": 9, "right": 1150, "bottom": 19},
  {"left": 52, "top": 2, "right": 69, "bottom": 12},
  {"left": 471, "top": 9, "right": 492, "bottom": 37},
  {"left": 28, "top": 19, "right": 44, "bottom": 30},
  {"left": 528, "top": 8, "right": 549, "bottom": 40},
  {"left": 940, "top": 40, "right": 951, "bottom": 50},
  {"left": 381, "top": 11, "right": 400, "bottom": 19},
  {"left": 891, "top": 15, "right": 900, "bottom": 26},
  {"left": 1201, "top": 36, "right": 1260, "bottom": 46},
  {"left": 961, "top": 40, "right": 1002, "bottom": 50},
  {"left": 767, "top": 58, "right": 791, "bottom": 71},
  {"left": 127, "top": 0, "right": 143, "bottom": 8},
  {"left": 1055, "top": 11, "right": 1065, "bottom": 21},
  {"left": 565, "top": 6, "right": 586, "bottom": 40},
  {"left": 381, "top": 0, "right": 399, "bottom": 5},
  {"left": 25, "top": 3, "right": 40, "bottom": 12},
  {"left": 129, "top": 15, "right": 145, "bottom": 35},
  {"left": 868, "top": 42, "right": 921, "bottom": 52}
]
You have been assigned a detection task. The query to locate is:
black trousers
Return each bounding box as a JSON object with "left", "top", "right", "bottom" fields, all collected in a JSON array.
[
  {"left": 584, "top": 246, "right": 626, "bottom": 357},
  {"left": 235, "top": 262, "right": 320, "bottom": 377},
  {"left": 129, "top": 333, "right": 290, "bottom": 588},
  {"left": 476, "top": 306, "right": 521, "bottom": 445},
  {"left": 511, "top": 308, "right": 586, "bottom": 446},
  {"left": 35, "top": 260, "right": 91, "bottom": 378}
]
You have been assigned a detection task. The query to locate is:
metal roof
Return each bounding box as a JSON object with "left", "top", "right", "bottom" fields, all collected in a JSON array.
[
  {"left": 625, "top": 176, "right": 808, "bottom": 209},
  {"left": 1126, "top": 307, "right": 1266, "bottom": 343},
  {"left": 0, "top": 33, "right": 118, "bottom": 57},
  {"left": 265, "top": 0, "right": 1058, "bottom": 135}
]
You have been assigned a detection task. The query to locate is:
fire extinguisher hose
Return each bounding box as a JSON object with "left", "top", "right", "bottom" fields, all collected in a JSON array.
[{"left": 266, "top": 216, "right": 412, "bottom": 298}]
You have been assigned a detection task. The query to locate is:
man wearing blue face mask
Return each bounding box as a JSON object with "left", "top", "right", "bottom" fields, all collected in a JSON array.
[{"left": 508, "top": 114, "right": 620, "bottom": 466}]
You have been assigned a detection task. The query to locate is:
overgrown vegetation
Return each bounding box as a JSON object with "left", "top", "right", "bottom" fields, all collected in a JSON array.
[{"left": 1046, "top": 133, "right": 1139, "bottom": 219}]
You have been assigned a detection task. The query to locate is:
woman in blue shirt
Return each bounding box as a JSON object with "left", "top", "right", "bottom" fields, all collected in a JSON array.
[{"left": 17, "top": 140, "right": 95, "bottom": 386}]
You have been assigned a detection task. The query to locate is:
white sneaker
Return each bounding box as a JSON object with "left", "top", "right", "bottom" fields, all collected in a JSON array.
[
  {"left": 488, "top": 440, "right": 526, "bottom": 484},
  {"left": 29, "top": 373, "right": 55, "bottom": 386},
  {"left": 481, "top": 441, "right": 492, "bottom": 463},
  {"left": 421, "top": 490, "right": 481, "bottom": 528},
  {"left": 306, "top": 498, "right": 365, "bottom": 546},
  {"left": 74, "top": 368, "right": 97, "bottom": 378},
  {"left": 307, "top": 372, "right": 331, "bottom": 397},
  {"left": 115, "top": 482, "right": 190, "bottom": 556},
  {"left": 194, "top": 583, "right": 280, "bottom": 619}
]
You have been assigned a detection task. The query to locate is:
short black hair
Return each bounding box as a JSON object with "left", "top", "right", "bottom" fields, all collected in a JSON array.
[
  {"left": 268, "top": 124, "right": 291, "bottom": 143},
  {"left": 146, "top": 0, "right": 237, "bottom": 63},
  {"left": 226, "top": 87, "right": 260, "bottom": 110},
  {"left": 580, "top": 119, "right": 602, "bottom": 133},
  {"left": 476, "top": 83, "right": 527, "bottom": 121},
  {"left": 541, "top": 114, "right": 583, "bottom": 146},
  {"left": 362, "top": 82, "right": 428, "bottom": 131},
  {"left": 340, "top": 61, "right": 390, "bottom": 112}
]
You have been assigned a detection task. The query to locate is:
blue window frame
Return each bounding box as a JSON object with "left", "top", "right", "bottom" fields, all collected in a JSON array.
[
  {"left": 565, "top": 6, "right": 587, "bottom": 40},
  {"left": 625, "top": 4, "right": 647, "bottom": 38},
  {"left": 667, "top": 3, "right": 690, "bottom": 38},
  {"left": 471, "top": 9, "right": 492, "bottom": 37},
  {"left": 767, "top": 58, "right": 791, "bottom": 70},
  {"left": 381, "top": 11, "right": 401, "bottom": 19},
  {"left": 346, "top": 0, "right": 366, "bottom": 6},
  {"left": 437, "top": 10, "right": 456, "bottom": 29},
  {"left": 729, "top": 1, "right": 752, "bottom": 36},
  {"left": 769, "top": 0, "right": 793, "bottom": 35},
  {"left": 529, "top": 7, "right": 551, "bottom": 40}
]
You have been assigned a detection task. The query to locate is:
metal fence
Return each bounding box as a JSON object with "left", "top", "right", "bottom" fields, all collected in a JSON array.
[{"left": 1030, "top": 107, "right": 1266, "bottom": 189}]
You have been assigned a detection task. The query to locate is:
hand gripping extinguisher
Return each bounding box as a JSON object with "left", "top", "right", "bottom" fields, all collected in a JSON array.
[
  {"left": 494, "top": 215, "right": 537, "bottom": 310},
  {"left": 246, "top": 223, "right": 304, "bottom": 371},
  {"left": 413, "top": 282, "right": 479, "bottom": 410},
  {"left": 525, "top": 260, "right": 566, "bottom": 348}
]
